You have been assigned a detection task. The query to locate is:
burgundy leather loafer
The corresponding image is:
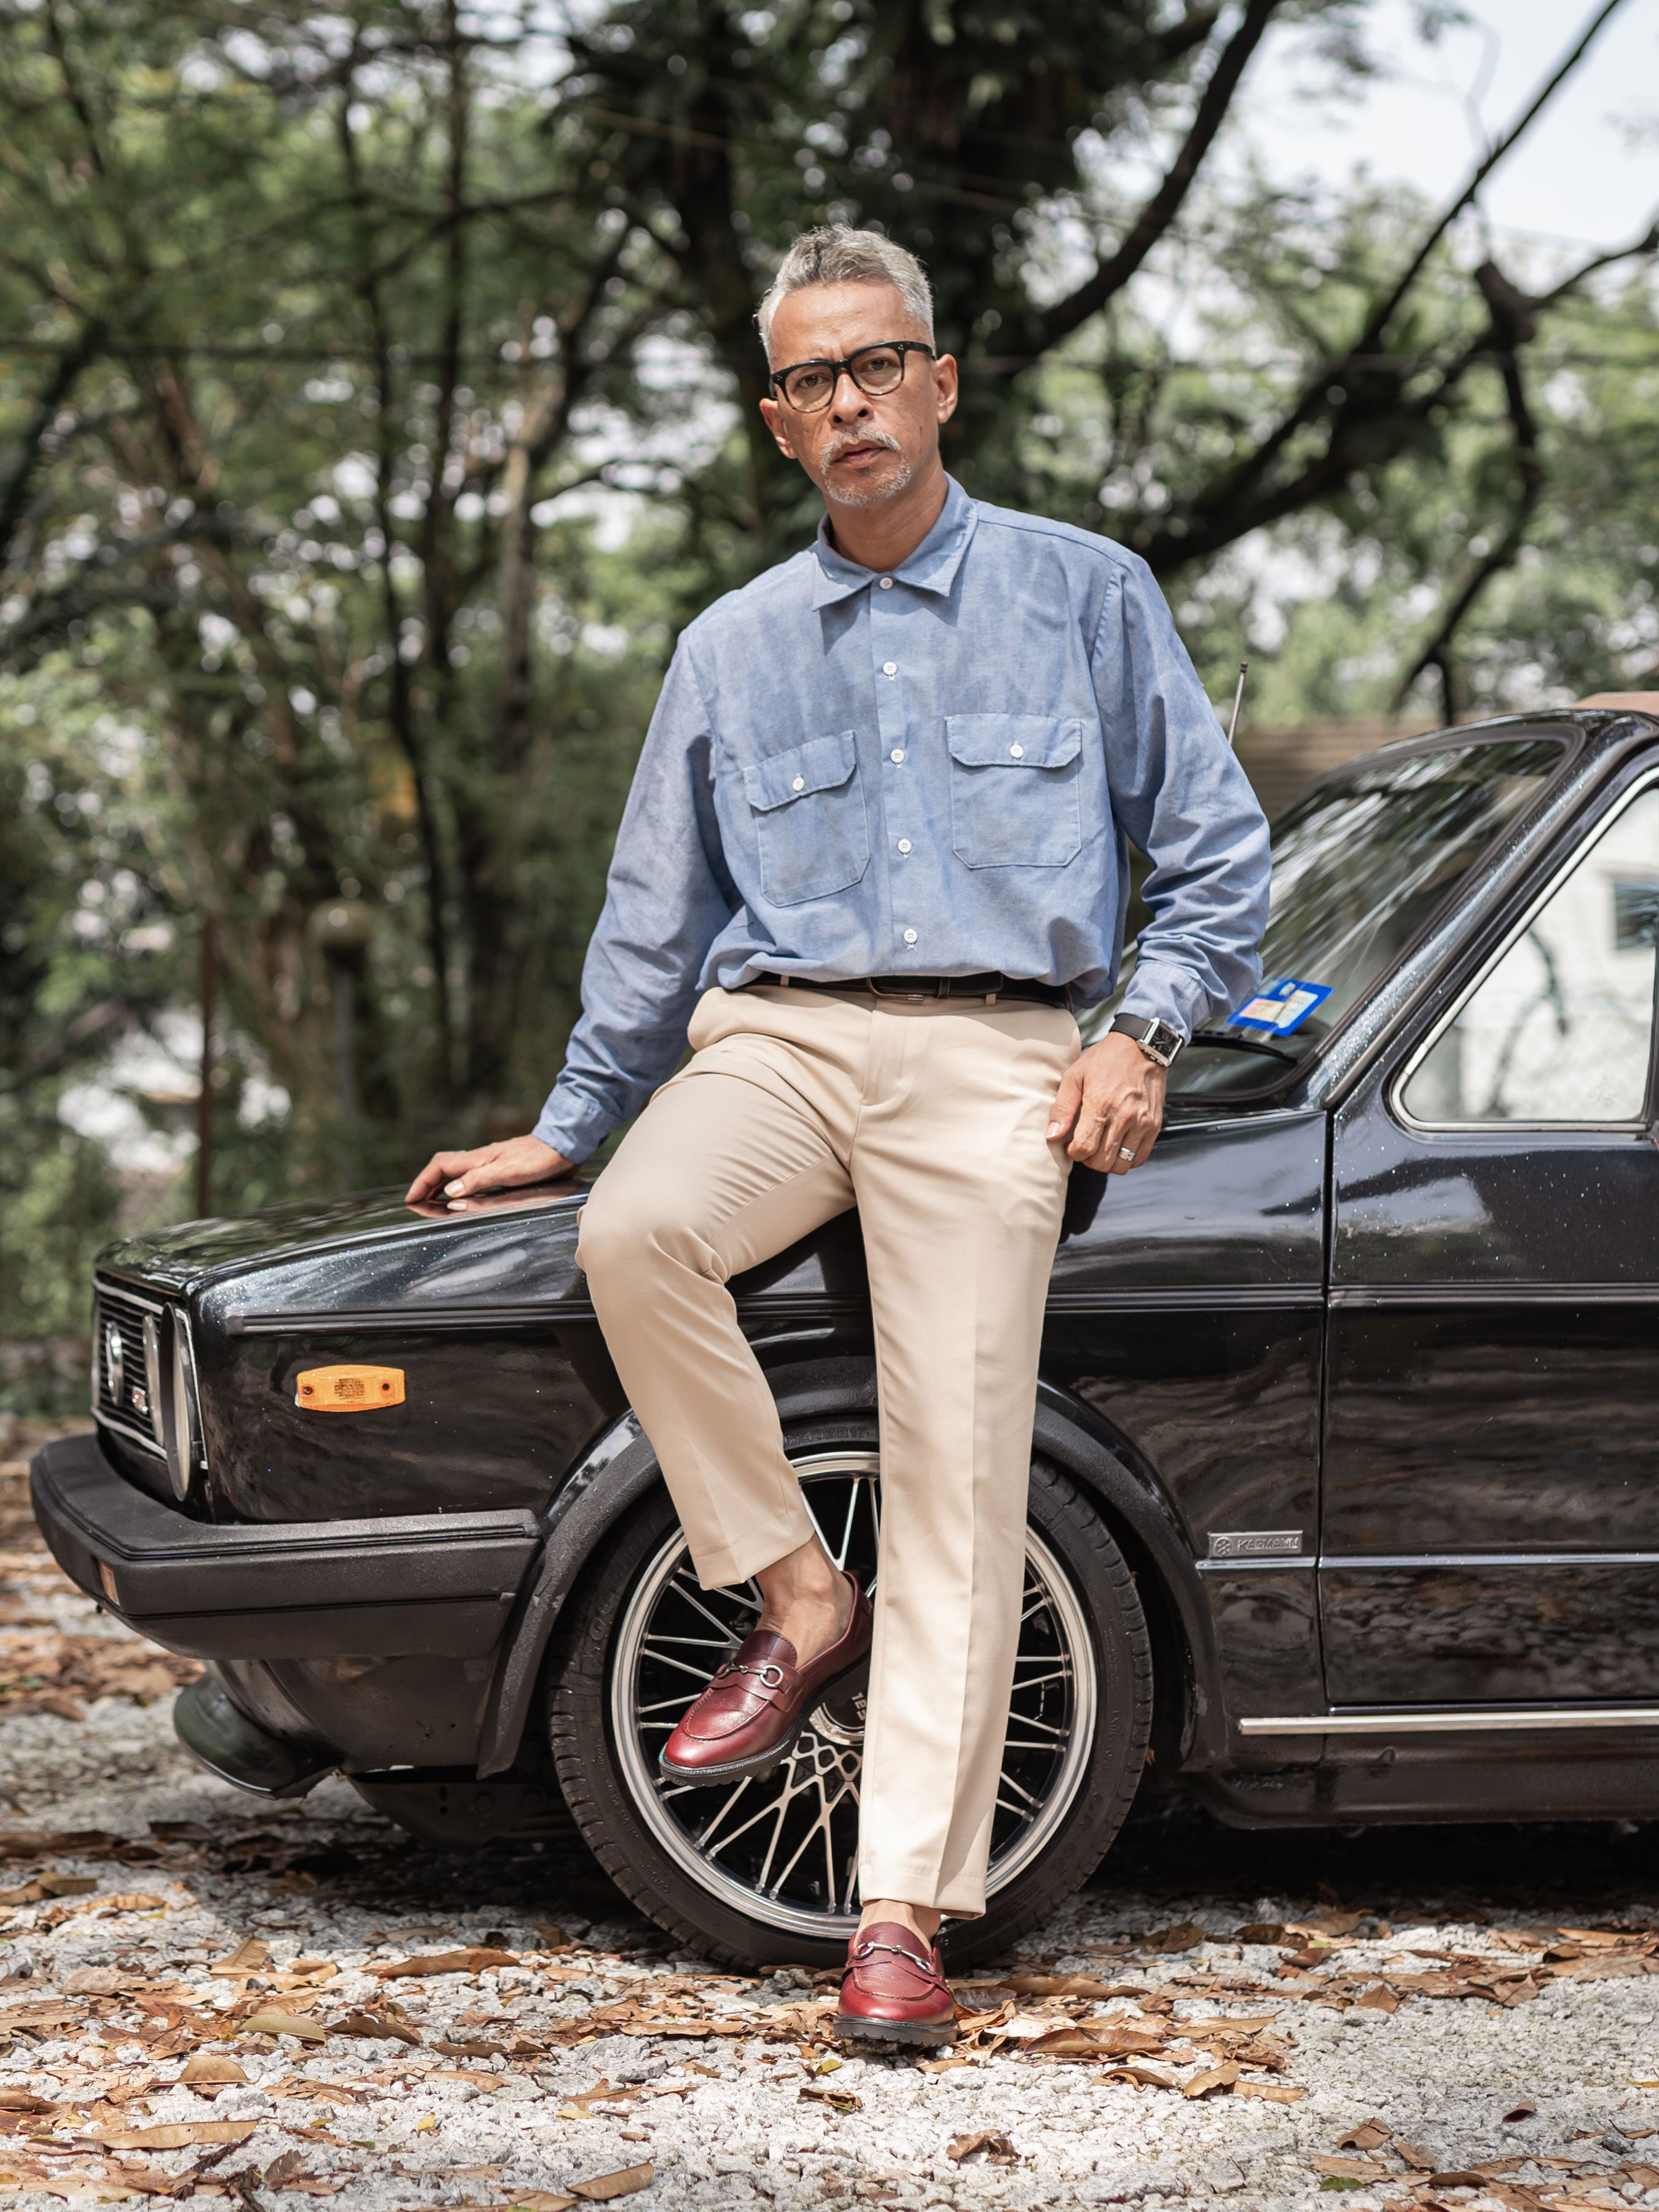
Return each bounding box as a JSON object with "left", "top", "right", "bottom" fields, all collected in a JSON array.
[
  {"left": 836, "top": 1921, "right": 957, "bottom": 2046},
  {"left": 659, "top": 1573, "right": 872, "bottom": 1786}
]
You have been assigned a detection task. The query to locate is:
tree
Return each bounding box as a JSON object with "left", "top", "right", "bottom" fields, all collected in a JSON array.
[
  {"left": 0, "top": 0, "right": 682, "bottom": 1185},
  {"left": 560, "top": 0, "right": 1655, "bottom": 669}
]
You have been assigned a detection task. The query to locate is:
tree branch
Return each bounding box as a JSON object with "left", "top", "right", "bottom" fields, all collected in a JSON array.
[
  {"left": 1162, "top": 0, "right": 1633, "bottom": 562},
  {"left": 1030, "top": 0, "right": 1282, "bottom": 353},
  {"left": 1391, "top": 312, "right": 1545, "bottom": 719},
  {"left": 1359, "top": 0, "right": 1630, "bottom": 357}
]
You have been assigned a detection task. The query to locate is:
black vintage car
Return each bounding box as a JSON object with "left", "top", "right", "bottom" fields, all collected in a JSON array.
[{"left": 31, "top": 697, "right": 1659, "bottom": 1968}]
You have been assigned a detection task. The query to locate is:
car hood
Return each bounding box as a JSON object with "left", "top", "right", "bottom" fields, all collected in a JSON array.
[{"left": 98, "top": 1179, "right": 594, "bottom": 1297}]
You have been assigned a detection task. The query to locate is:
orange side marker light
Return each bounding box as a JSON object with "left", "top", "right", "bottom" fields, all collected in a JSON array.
[{"left": 296, "top": 1364, "right": 406, "bottom": 1412}]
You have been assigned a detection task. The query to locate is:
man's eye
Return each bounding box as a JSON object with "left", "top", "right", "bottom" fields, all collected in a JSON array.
[
  {"left": 860, "top": 350, "right": 901, "bottom": 374},
  {"left": 791, "top": 368, "right": 832, "bottom": 398}
]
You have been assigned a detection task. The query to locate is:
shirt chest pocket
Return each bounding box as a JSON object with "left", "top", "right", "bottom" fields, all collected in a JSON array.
[
  {"left": 946, "top": 714, "right": 1085, "bottom": 869},
  {"left": 742, "top": 728, "right": 871, "bottom": 906}
]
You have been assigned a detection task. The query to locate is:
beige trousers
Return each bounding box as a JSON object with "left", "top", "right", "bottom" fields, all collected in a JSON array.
[{"left": 575, "top": 984, "right": 1077, "bottom": 1915}]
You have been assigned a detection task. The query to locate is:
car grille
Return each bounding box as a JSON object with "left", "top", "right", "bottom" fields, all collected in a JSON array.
[{"left": 93, "top": 1283, "right": 167, "bottom": 1457}]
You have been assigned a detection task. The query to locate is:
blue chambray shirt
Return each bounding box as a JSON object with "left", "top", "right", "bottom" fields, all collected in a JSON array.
[{"left": 535, "top": 476, "right": 1269, "bottom": 1164}]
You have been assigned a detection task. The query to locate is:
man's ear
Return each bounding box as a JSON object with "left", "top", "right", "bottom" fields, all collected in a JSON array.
[
  {"left": 932, "top": 352, "right": 960, "bottom": 426},
  {"left": 758, "top": 393, "right": 799, "bottom": 461}
]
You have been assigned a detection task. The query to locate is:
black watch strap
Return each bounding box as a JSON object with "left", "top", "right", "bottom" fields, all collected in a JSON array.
[{"left": 1110, "top": 1013, "right": 1183, "bottom": 1067}]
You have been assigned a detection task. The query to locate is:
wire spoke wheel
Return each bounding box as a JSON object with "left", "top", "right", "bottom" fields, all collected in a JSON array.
[{"left": 608, "top": 1449, "right": 1099, "bottom": 1945}]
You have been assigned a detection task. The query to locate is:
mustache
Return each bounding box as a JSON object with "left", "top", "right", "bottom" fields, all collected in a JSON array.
[{"left": 822, "top": 427, "right": 904, "bottom": 466}]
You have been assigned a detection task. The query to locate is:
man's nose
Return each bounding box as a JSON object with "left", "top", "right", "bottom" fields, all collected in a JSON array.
[{"left": 828, "top": 370, "right": 872, "bottom": 420}]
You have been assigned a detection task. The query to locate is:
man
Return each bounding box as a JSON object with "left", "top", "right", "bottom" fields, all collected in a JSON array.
[{"left": 408, "top": 227, "right": 1269, "bottom": 2044}]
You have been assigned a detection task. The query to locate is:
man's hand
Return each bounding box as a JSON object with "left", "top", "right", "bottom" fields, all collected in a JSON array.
[
  {"left": 1046, "top": 1033, "right": 1168, "bottom": 1174},
  {"left": 404, "top": 1133, "right": 575, "bottom": 1206}
]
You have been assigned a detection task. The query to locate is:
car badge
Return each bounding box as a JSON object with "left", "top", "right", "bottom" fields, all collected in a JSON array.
[{"left": 295, "top": 1364, "right": 406, "bottom": 1412}]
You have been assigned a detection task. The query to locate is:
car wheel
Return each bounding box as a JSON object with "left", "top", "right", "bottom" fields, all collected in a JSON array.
[{"left": 546, "top": 1419, "right": 1153, "bottom": 1970}]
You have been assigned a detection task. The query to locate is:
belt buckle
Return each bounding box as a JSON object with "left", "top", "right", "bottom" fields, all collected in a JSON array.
[{"left": 868, "top": 977, "right": 927, "bottom": 1003}]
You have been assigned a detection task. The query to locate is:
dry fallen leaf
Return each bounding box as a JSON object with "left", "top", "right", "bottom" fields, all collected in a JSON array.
[
  {"left": 568, "top": 2165, "right": 653, "bottom": 2203},
  {"left": 1338, "top": 2122, "right": 1392, "bottom": 2152},
  {"left": 1101, "top": 2065, "right": 1177, "bottom": 2091},
  {"left": 1084, "top": 2025, "right": 1169, "bottom": 2057},
  {"left": 327, "top": 2012, "right": 422, "bottom": 2047},
  {"left": 90, "top": 2122, "right": 259, "bottom": 2151},
  {"left": 947, "top": 2132, "right": 1019, "bottom": 2167},
  {"left": 1138, "top": 1922, "right": 1206, "bottom": 1953},
  {"left": 1184, "top": 2063, "right": 1241, "bottom": 2100},
  {"left": 1315, "top": 2157, "right": 1394, "bottom": 2180},
  {"left": 1356, "top": 1986, "right": 1400, "bottom": 2014},
  {"left": 239, "top": 2012, "right": 326, "bottom": 2044},
  {"left": 262, "top": 2151, "right": 306, "bottom": 2189},
  {"left": 1397, "top": 2143, "right": 1438, "bottom": 2171},
  {"left": 1503, "top": 2102, "right": 1539, "bottom": 2124},
  {"left": 488, "top": 2194, "right": 576, "bottom": 2212},
  {"left": 1236, "top": 2082, "right": 1306, "bottom": 2103},
  {"left": 179, "top": 2056, "right": 246, "bottom": 2087},
  {"left": 1234, "top": 1923, "right": 1285, "bottom": 1945},
  {"left": 798, "top": 2084, "right": 861, "bottom": 2114},
  {"left": 208, "top": 1939, "right": 271, "bottom": 1980},
  {"left": 1024, "top": 2028, "right": 1103, "bottom": 2060},
  {"left": 1295, "top": 1912, "right": 1368, "bottom": 1939},
  {"left": 369, "top": 1948, "right": 517, "bottom": 1980}
]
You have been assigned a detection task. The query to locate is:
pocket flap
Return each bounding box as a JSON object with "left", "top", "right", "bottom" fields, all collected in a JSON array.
[
  {"left": 743, "top": 729, "right": 858, "bottom": 812},
  {"left": 946, "top": 714, "right": 1083, "bottom": 769}
]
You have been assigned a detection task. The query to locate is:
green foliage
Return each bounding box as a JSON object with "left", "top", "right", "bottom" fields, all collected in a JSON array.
[{"left": 0, "top": 0, "right": 1654, "bottom": 1349}]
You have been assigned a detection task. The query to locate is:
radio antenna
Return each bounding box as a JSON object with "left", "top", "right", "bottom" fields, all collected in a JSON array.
[{"left": 1226, "top": 662, "right": 1249, "bottom": 746}]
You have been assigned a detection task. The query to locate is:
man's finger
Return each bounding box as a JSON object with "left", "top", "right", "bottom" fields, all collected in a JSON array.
[
  {"left": 405, "top": 1150, "right": 477, "bottom": 1204},
  {"left": 1045, "top": 1067, "right": 1084, "bottom": 1142}
]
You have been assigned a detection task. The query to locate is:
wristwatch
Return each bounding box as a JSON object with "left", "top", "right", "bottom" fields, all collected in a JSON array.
[{"left": 1110, "top": 1013, "right": 1183, "bottom": 1069}]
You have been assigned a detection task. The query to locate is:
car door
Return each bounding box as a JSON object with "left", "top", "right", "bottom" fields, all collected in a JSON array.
[{"left": 1322, "top": 760, "right": 1659, "bottom": 1708}]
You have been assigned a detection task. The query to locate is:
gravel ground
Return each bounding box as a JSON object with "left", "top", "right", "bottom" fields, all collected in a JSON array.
[{"left": 7, "top": 1432, "right": 1659, "bottom": 2211}]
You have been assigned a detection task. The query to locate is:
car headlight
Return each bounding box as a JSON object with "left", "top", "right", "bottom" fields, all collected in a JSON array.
[{"left": 159, "top": 1309, "right": 206, "bottom": 1504}]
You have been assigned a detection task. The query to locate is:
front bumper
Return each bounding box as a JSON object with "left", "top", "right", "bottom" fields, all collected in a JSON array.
[{"left": 30, "top": 1431, "right": 543, "bottom": 1662}]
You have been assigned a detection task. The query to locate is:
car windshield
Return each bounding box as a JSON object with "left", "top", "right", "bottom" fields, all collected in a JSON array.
[{"left": 1084, "top": 733, "right": 1571, "bottom": 1099}]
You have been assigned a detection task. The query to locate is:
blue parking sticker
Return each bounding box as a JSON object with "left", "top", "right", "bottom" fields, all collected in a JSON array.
[{"left": 1227, "top": 977, "right": 1332, "bottom": 1035}]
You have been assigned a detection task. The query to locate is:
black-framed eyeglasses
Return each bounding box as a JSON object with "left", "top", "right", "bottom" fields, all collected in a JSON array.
[{"left": 767, "top": 339, "right": 936, "bottom": 414}]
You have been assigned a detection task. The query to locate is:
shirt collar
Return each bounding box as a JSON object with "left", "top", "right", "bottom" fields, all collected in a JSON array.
[{"left": 809, "top": 474, "right": 978, "bottom": 608}]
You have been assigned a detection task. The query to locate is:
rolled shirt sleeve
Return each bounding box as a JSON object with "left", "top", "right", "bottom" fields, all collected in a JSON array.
[
  {"left": 1092, "top": 556, "right": 1271, "bottom": 1041},
  {"left": 533, "top": 646, "right": 738, "bottom": 1163}
]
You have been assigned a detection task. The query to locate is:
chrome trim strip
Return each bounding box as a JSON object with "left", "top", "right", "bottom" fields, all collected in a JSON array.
[
  {"left": 1197, "top": 1555, "right": 1316, "bottom": 1574},
  {"left": 1241, "top": 1706, "right": 1659, "bottom": 1736},
  {"left": 1332, "top": 1283, "right": 1659, "bottom": 1308},
  {"left": 227, "top": 1285, "right": 1324, "bottom": 1334},
  {"left": 94, "top": 1411, "right": 167, "bottom": 1463},
  {"left": 93, "top": 1277, "right": 167, "bottom": 1316},
  {"left": 1323, "top": 1550, "right": 1659, "bottom": 1570}
]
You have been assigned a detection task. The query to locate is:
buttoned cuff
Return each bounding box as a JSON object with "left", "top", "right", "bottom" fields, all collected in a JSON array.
[
  {"left": 531, "top": 1090, "right": 610, "bottom": 1167},
  {"left": 1116, "top": 960, "right": 1209, "bottom": 1043}
]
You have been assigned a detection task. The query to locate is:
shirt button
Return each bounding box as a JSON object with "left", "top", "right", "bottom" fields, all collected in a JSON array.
[
  {"left": 890, "top": 748, "right": 905, "bottom": 763},
  {"left": 882, "top": 661, "right": 897, "bottom": 675},
  {"left": 1010, "top": 743, "right": 1024, "bottom": 758},
  {"left": 792, "top": 775, "right": 805, "bottom": 790},
  {"left": 879, "top": 576, "right": 894, "bottom": 589},
  {"left": 897, "top": 839, "right": 912, "bottom": 853},
  {"left": 903, "top": 928, "right": 918, "bottom": 945}
]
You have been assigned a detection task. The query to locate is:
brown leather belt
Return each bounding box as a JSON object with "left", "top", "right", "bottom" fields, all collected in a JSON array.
[{"left": 753, "top": 970, "right": 1072, "bottom": 1009}]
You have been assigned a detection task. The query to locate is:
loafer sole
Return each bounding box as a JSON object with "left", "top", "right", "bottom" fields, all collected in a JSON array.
[
  {"left": 833, "top": 2009, "right": 957, "bottom": 2048},
  {"left": 658, "top": 1652, "right": 870, "bottom": 1787}
]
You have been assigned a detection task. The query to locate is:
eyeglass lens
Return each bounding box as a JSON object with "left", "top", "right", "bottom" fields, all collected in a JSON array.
[{"left": 782, "top": 344, "right": 909, "bottom": 411}]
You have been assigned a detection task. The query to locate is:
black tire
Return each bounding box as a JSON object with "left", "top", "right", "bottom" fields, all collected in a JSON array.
[{"left": 546, "top": 1416, "right": 1153, "bottom": 1971}]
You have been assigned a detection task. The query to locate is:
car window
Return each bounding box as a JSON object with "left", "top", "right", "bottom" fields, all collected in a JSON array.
[
  {"left": 1087, "top": 734, "right": 1569, "bottom": 1100},
  {"left": 1401, "top": 780, "right": 1659, "bottom": 1125}
]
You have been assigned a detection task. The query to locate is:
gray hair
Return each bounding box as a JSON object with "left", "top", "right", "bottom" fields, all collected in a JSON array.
[{"left": 756, "top": 226, "right": 935, "bottom": 354}]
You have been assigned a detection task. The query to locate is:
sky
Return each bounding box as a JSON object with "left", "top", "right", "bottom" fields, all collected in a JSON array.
[{"left": 1246, "top": 0, "right": 1659, "bottom": 269}]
